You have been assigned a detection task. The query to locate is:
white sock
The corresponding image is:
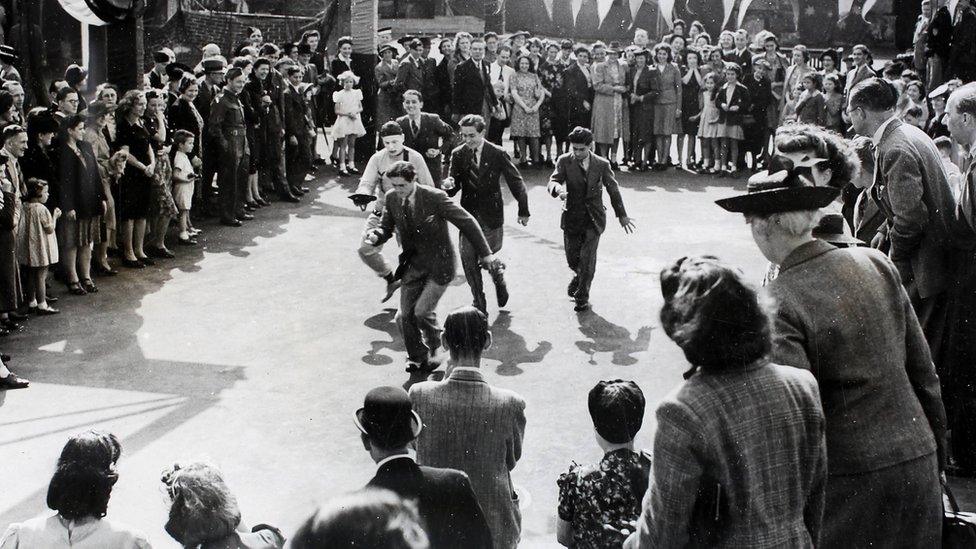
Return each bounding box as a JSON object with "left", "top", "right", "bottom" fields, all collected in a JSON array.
[{"left": 0, "top": 363, "right": 10, "bottom": 377}]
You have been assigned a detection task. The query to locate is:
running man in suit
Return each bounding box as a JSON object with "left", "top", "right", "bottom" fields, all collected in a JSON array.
[
  {"left": 366, "top": 161, "right": 498, "bottom": 373},
  {"left": 356, "top": 385, "right": 493, "bottom": 548},
  {"left": 397, "top": 90, "right": 455, "bottom": 180},
  {"left": 548, "top": 127, "right": 635, "bottom": 311},
  {"left": 443, "top": 114, "right": 528, "bottom": 313}
]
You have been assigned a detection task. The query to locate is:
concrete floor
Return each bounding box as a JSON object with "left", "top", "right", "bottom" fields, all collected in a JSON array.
[{"left": 0, "top": 163, "right": 971, "bottom": 547}]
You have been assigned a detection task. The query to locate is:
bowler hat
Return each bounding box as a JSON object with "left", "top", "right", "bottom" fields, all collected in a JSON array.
[
  {"left": 378, "top": 43, "right": 397, "bottom": 56},
  {"left": 354, "top": 386, "right": 423, "bottom": 449},
  {"left": 201, "top": 58, "right": 227, "bottom": 74},
  {"left": 166, "top": 62, "right": 192, "bottom": 80},
  {"left": 0, "top": 45, "right": 18, "bottom": 64},
  {"left": 715, "top": 156, "right": 839, "bottom": 215},
  {"left": 297, "top": 43, "right": 312, "bottom": 56},
  {"left": 26, "top": 109, "right": 59, "bottom": 136},
  {"left": 813, "top": 213, "right": 863, "bottom": 246}
]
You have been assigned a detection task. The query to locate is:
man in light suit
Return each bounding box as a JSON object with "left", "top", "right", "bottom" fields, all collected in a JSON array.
[
  {"left": 356, "top": 385, "right": 493, "bottom": 548},
  {"left": 848, "top": 77, "right": 956, "bottom": 365},
  {"left": 397, "top": 90, "right": 455, "bottom": 180},
  {"left": 548, "top": 127, "right": 635, "bottom": 311},
  {"left": 717, "top": 160, "right": 947, "bottom": 548},
  {"left": 366, "top": 161, "right": 498, "bottom": 373},
  {"left": 409, "top": 307, "right": 526, "bottom": 549},
  {"left": 444, "top": 114, "right": 528, "bottom": 313},
  {"left": 844, "top": 45, "right": 876, "bottom": 99}
]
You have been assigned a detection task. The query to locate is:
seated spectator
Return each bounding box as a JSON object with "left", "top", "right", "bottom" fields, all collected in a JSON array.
[
  {"left": 291, "top": 489, "right": 429, "bottom": 549},
  {"left": 160, "top": 461, "right": 283, "bottom": 549},
  {"left": 557, "top": 379, "right": 650, "bottom": 547},
  {"left": 624, "top": 255, "right": 827, "bottom": 547},
  {"left": 409, "top": 306, "right": 526, "bottom": 548},
  {"left": 0, "top": 431, "right": 150, "bottom": 548},
  {"left": 356, "top": 385, "right": 493, "bottom": 548}
]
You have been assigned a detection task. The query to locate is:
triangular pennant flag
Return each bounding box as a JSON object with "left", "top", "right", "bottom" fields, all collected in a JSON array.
[
  {"left": 737, "top": 0, "right": 755, "bottom": 28},
  {"left": 660, "top": 0, "right": 676, "bottom": 27},
  {"left": 543, "top": 0, "right": 555, "bottom": 18},
  {"left": 597, "top": 0, "right": 614, "bottom": 25},
  {"left": 572, "top": 0, "right": 584, "bottom": 21},
  {"left": 630, "top": 0, "right": 644, "bottom": 20}
]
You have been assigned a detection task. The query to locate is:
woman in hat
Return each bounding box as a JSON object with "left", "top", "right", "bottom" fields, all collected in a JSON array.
[
  {"left": 0, "top": 45, "right": 20, "bottom": 83},
  {"left": 556, "top": 380, "right": 650, "bottom": 547},
  {"left": 113, "top": 90, "right": 154, "bottom": 269},
  {"left": 650, "top": 43, "right": 682, "bottom": 170},
  {"left": 926, "top": 83, "right": 951, "bottom": 139},
  {"left": 715, "top": 160, "right": 945, "bottom": 549},
  {"left": 592, "top": 45, "right": 628, "bottom": 167},
  {"left": 375, "top": 44, "right": 400, "bottom": 126},
  {"left": 624, "top": 254, "right": 827, "bottom": 547},
  {"left": 22, "top": 109, "right": 61, "bottom": 211}
]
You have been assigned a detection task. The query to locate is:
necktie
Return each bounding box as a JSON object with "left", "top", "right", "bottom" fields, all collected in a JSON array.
[
  {"left": 403, "top": 195, "right": 414, "bottom": 229},
  {"left": 469, "top": 147, "right": 480, "bottom": 186},
  {"left": 411, "top": 119, "right": 419, "bottom": 137}
]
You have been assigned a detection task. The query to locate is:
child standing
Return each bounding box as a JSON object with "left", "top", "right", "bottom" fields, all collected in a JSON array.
[
  {"left": 18, "top": 178, "right": 60, "bottom": 314},
  {"left": 332, "top": 71, "right": 366, "bottom": 176},
  {"left": 171, "top": 129, "right": 199, "bottom": 246},
  {"left": 793, "top": 72, "right": 828, "bottom": 127},
  {"left": 822, "top": 74, "right": 845, "bottom": 134},
  {"left": 716, "top": 63, "right": 750, "bottom": 177},
  {"left": 696, "top": 72, "right": 722, "bottom": 174}
]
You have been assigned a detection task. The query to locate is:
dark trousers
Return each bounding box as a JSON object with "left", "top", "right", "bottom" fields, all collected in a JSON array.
[
  {"left": 198, "top": 136, "right": 220, "bottom": 210},
  {"left": 460, "top": 224, "right": 503, "bottom": 312},
  {"left": 217, "top": 136, "right": 249, "bottom": 222},
  {"left": 396, "top": 268, "right": 449, "bottom": 364},
  {"left": 742, "top": 120, "right": 767, "bottom": 168},
  {"left": 286, "top": 136, "right": 311, "bottom": 191},
  {"left": 487, "top": 116, "right": 507, "bottom": 145},
  {"left": 564, "top": 225, "right": 601, "bottom": 302}
]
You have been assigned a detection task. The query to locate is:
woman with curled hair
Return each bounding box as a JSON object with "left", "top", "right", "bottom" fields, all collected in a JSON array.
[
  {"left": 0, "top": 430, "right": 150, "bottom": 548},
  {"left": 291, "top": 489, "right": 429, "bottom": 549},
  {"left": 624, "top": 255, "right": 827, "bottom": 548},
  {"left": 161, "top": 461, "right": 284, "bottom": 549},
  {"left": 112, "top": 89, "right": 154, "bottom": 269}
]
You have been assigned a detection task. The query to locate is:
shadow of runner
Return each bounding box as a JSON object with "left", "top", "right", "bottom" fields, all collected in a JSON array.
[
  {"left": 574, "top": 310, "right": 652, "bottom": 366},
  {"left": 362, "top": 308, "right": 404, "bottom": 365},
  {"left": 484, "top": 311, "right": 553, "bottom": 376}
]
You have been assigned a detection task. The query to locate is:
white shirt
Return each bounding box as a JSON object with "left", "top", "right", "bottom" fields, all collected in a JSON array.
[
  {"left": 0, "top": 514, "right": 150, "bottom": 549},
  {"left": 376, "top": 452, "right": 416, "bottom": 469}
]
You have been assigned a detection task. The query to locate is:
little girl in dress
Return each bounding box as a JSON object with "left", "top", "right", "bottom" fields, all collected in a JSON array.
[
  {"left": 18, "top": 178, "right": 60, "bottom": 314},
  {"left": 332, "top": 71, "right": 366, "bottom": 176},
  {"left": 696, "top": 72, "right": 722, "bottom": 174}
]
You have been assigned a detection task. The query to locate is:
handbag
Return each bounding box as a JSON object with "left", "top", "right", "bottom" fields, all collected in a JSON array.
[{"left": 944, "top": 479, "right": 976, "bottom": 548}]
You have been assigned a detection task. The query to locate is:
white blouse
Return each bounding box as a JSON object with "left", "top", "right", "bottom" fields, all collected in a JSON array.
[{"left": 0, "top": 513, "right": 151, "bottom": 549}]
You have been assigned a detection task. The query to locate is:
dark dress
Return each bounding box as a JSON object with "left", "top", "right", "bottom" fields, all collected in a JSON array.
[
  {"left": 557, "top": 448, "right": 651, "bottom": 548},
  {"left": 538, "top": 60, "right": 565, "bottom": 140},
  {"left": 21, "top": 144, "right": 58, "bottom": 211},
  {"left": 113, "top": 117, "right": 153, "bottom": 220},
  {"left": 167, "top": 97, "right": 205, "bottom": 159},
  {"left": 681, "top": 69, "right": 703, "bottom": 136},
  {"left": 58, "top": 142, "right": 105, "bottom": 247}
]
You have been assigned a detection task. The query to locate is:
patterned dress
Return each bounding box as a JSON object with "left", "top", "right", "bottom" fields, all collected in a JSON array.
[
  {"left": 557, "top": 449, "right": 650, "bottom": 548},
  {"left": 538, "top": 60, "right": 564, "bottom": 139},
  {"left": 509, "top": 71, "right": 543, "bottom": 138}
]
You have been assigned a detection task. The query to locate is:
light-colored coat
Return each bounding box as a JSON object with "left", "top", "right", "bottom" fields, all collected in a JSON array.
[{"left": 409, "top": 367, "right": 526, "bottom": 549}]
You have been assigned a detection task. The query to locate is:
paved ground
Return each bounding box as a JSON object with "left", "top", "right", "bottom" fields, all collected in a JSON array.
[{"left": 0, "top": 160, "right": 971, "bottom": 547}]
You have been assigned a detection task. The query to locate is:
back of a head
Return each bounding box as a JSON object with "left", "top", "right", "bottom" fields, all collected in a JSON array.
[
  {"left": 849, "top": 77, "right": 899, "bottom": 113},
  {"left": 588, "top": 380, "right": 645, "bottom": 443},
  {"left": 659, "top": 256, "right": 770, "bottom": 375},
  {"left": 46, "top": 430, "right": 122, "bottom": 520},
  {"left": 291, "top": 489, "right": 430, "bottom": 549},
  {"left": 161, "top": 462, "right": 242, "bottom": 546},
  {"left": 442, "top": 306, "right": 489, "bottom": 357}
]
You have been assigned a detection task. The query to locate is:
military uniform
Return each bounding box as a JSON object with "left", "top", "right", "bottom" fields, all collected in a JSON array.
[{"left": 209, "top": 89, "right": 249, "bottom": 224}]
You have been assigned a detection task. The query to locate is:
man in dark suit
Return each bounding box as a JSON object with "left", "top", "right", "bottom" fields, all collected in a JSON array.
[
  {"left": 395, "top": 38, "right": 425, "bottom": 102},
  {"left": 419, "top": 37, "right": 441, "bottom": 115},
  {"left": 444, "top": 114, "right": 528, "bottom": 313},
  {"left": 282, "top": 66, "right": 314, "bottom": 198},
  {"left": 195, "top": 58, "right": 226, "bottom": 216},
  {"left": 397, "top": 90, "right": 455, "bottom": 180},
  {"left": 731, "top": 30, "right": 754, "bottom": 77},
  {"left": 926, "top": 0, "right": 952, "bottom": 89},
  {"left": 547, "top": 127, "right": 634, "bottom": 311},
  {"left": 743, "top": 59, "right": 773, "bottom": 169},
  {"left": 849, "top": 77, "right": 955, "bottom": 364},
  {"left": 452, "top": 39, "right": 497, "bottom": 122},
  {"left": 563, "top": 47, "right": 594, "bottom": 133},
  {"left": 366, "top": 161, "right": 498, "bottom": 373},
  {"left": 949, "top": 0, "right": 976, "bottom": 82},
  {"left": 356, "top": 385, "right": 493, "bottom": 548}
]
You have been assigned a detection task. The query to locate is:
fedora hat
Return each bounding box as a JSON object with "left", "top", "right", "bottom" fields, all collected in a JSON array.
[
  {"left": 813, "top": 213, "right": 863, "bottom": 246},
  {"left": 354, "top": 386, "right": 423, "bottom": 449},
  {"left": 201, "top": 57, "right": 227, "bottom": 74},
  {"left": 715, "top": 156, "right": 839, "bottom": 215},
  {"left": 0, "top": 45, "right": 18, "bottom": 64}
]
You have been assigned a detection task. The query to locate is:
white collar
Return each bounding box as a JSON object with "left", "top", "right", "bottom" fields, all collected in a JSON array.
[
  {"left": 872, "top": 115, "right": 899, "bottom": 145},
  {"left": 376, "top": 452, "right": 416, "bottom": 469}
]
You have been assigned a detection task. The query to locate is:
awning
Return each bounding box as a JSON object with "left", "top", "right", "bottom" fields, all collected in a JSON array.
[{"left": 57, "top": 0, "right": 136, "bottom": 26}]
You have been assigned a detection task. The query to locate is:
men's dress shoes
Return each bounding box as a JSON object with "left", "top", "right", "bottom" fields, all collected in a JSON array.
[
  {"left": 280, "top": 193, "right": 301, "bottom": 203},
  {"left": 1, "top": 353, "right": 11, "bottom": 362},
  {"left": 574, "top": 300, "right": 591, "bottom": 312},
  {"left": 491, "top": 269, "right": 509, "bottom": 308},
  {"left": 567, "top": 276, "right": 580, "bottom": 298},
  {"left": 382, "top": 280, "right": 402, "bottom": 303},
  {"left": 220, "top": 219, "right": 242, "bottom": 227},
  {"left": 7, "top": 311, "right": 27, "bottom": 322},
  {"left": 0, "top": 373, "right": 29, "bottom": 390},
  {"left": 237, "top": 213, "right": 255, "bottom": 221}
]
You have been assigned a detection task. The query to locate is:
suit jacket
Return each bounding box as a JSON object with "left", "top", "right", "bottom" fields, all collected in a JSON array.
[
  {"left": 768, "top": 240, "right": 947, "bottom": 474},
  {"left": 873, "top": 118, "right": 955, "bottom": 298},
  {"left": 331, "top": 57, "right": 354, "bottom": 79},
  {"left": 446, "top": 140, "right": 529, "bottom": 230},
  {"left": 716, "top": 82, "right": 751, "bottom": 125},
  {"left": 950, "top": 7, "right": 976, "bottom": 75},
  {"left": 367, "top": 456, "right": 493, "bottom": 549},
  {"left": 194, "top": 79, "right": 219, "bottom": 130},
  {"left": 453, "top": 58, "right": 497, "bottom": 117},
  {"left": 395, "top": 55, "right": 426, "bottom": 97},
  {"left": 547, "top": 151, "right": 627, "bottom": 234},
  {"left": 167, "top": 98, "right": 204, "bottom": 157},
  {"left": 731, "top": 48, "right": 754, "bottom": 76},
  {"left": 282, "top": 85, "right": 313, "bottom": 141},
  {"left": 744, "top": 75, "right": 772, "bottom": 123},
  {"left": 410, "top": 368, "right": 526, "bottom": 549},
  {"left": 375, "top": 185, "right": 491, "bottom": 285},
  {"left": 927, "top": 5, "right": 953, "bottom": 59},
  {"left": 844, "top": 64, "right": 876, "bottom": 96},
  {"left": 625, "top": 362, "right": 826, "bottom": 548},
  {"left": 562, "top": 63, "right": 594, "bottom": 128},
  {"left": 397, "top": 112, "right": 455, "bottom": 179}
]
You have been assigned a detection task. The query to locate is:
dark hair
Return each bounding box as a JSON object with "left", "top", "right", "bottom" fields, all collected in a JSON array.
[
  {"left": 484, "top": 31, "right": 498, "bottom": 40},
  {"left": 259, "top": 43, "right": 280, "bottom": 57},
  {"left": 0, "top": 90, "right": 13, "bottom": 117},
  {"left": 774, "top": 124, "right": 860, "bottom": 188},
  {"left": 653, "top": 43, "right": 673, "bottom": 63},
  {"left": 684, "top": 49, "right": 701, "bottom": 66},
  {"left": 63, "top": 113, "right": 85, "bottom": 132},
  {"left": 253, "top": 58, "right": 272, "bottom": 72},
  {"left": 497, "top": 44, "right": 513, "bottom": 55},
  {"left": 291, "top": 489, "right": 429, "bottom": 549},
  {"left": 934, "top": 135, "right": 954, "bottom": 152},
  {"left": 442, "top": 306, "right": 489, "bottom": 357},
  {"left": 567, "top": 126, "right": 593, "bottom": 145},
  {"left": 904, "top": 104, "right": 924, "bottom": 119},
  {"left": 515, "top": 55, "right": 534, "bottom": 72},
  {"left": 823, "top": 73, "right": 842, "bottom": 91},
  {"left": 24, "top": 177, "right": 47, "bottom": 201},
  {"left": 849, "top": 77, "right": 899, "bottom": 112},
  {"left": 459, "top": 114, "right": 486, "bottom": 132},
  {"left": 386, "top": 161, "right": 416, "bottom": 181},
  {"left": 172, "top": 128, "right": 195, "bottom": 151},
  {"left": 802, "top": 71, "right": 823, "bottom": 90},
  {"left": 337, "top": 36, "right": 353, "bottom": 48},
  {"left": 588, "top": 380, "right": 645, "bottom": 443},
  {"left": 1, "top": 123, "right": 26, "bottom": 145},
  {"left": 818, "top": 49, "right": 839, "bottom": 68},
  {"left": 162, "top": 462, "right": 242, "bottom": 546},
  {"left": 225, "top": 67, "right": 245, "bottom": 82},
  {"left": 246, "top": 26, "right": 261, "bottom": 38},
  {"left": 46, "top": 430, "right": 122, "bottom": 520},
  {"left": 402, "top": 89, "right": 423, "bottom": 102},
  {"left": 723, "top": 61, "right": 742, "bottom": 78},
  {"left": 574, "top": 45, "right": 591, "bottom": 57},
  {"left": 379, "top": 120, "right": 404, "bottom": 137},
  {"left": 286, "top": 65, "right": 302, "bottom": 77},
  {"left": 672, "top": 18, "right": 686, "bottom": 30},
  {"left": 659, "top": 256, "right": 770, "bottom": 377},
  {"left": 56, "top": 86, "right": 79, "bottom": 103},
  {"left": 177, "top": 76, "right": 198, "bottom": 95}
]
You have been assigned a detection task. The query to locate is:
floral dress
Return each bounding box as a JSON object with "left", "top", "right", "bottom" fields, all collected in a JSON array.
[
  {"left": 557, "top": 449, "right": 651, "bottom": 548},
  {"left": 509, "top": 71, "right": 543, "bottom": 138},
  {"left": 538, "top": 60, "right": 564, "bottom": 138},
  {"left": 145, "top": 114, "right": 177, "bottom": 218}
]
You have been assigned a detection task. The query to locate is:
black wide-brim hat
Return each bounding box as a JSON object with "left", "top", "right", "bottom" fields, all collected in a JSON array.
[
  {"left": 812, "top": 212, "right": 863, "bottom": 245},
  {"left": 354, "top": 386, "right": 423, "bottom": 448},
  {"left": 715, "top": 156, "right": 839, "bottom": 215}
]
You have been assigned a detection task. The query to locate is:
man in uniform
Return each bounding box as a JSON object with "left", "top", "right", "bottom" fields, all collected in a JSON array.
[
  {"left": 209, "top": 67, "right": 250, "bottom": 227},
  {"left": 351, "top": 121, "right": 435, "bottom": 302},
  {"left": 196, "top": 57, "right": 226, "bottom": 217}
]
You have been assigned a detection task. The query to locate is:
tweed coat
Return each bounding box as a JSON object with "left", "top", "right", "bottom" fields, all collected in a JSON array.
[
  {"left": 767, "top": 240, "right": 947, "bottom": 474},
  {"left": 409, "top": 367, "right": 526, "bottom": 549},
  {"left": 624, "top": 362, "right": 827, "bottom": 548},
  {"left": 872, "top": 118, "right": 955, "bottom": 299}
]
